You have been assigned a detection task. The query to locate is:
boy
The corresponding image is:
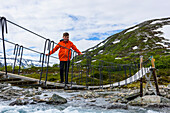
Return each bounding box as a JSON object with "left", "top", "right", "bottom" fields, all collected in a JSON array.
[{"left": 47, "top": 32, "right": 82, "bottom": 84}]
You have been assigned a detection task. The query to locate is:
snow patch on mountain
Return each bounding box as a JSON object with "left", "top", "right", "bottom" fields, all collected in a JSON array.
[
  {"left": 161, "top": 25, "right": 170, "bottom": 42},
  {"left": 151, "top": 18, "right": 170, "bottom": 25},
  {"left": 153, "top": 25, "right": 170, "bottom": 48},
  {"left": 124, "top": 26, "right": 139, "bottom": 34},
  {"left": 112, "top": 40, "right": 120, "bottom": 44},
  {"left": 133, "top": 46, "right": 138, "bottom": 50}
]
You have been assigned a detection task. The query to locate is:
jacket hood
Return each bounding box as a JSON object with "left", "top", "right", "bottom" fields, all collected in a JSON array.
[
  {"left": 60, "top": 39, "right": 64, "bottom": 42},
  {"left": 60, "top": 39, "right": 69, "bottom": 42}
]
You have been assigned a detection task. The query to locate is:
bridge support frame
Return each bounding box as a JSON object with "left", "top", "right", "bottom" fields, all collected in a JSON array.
[
  {"left": 142, "top": 56, "right": 160, "bottom": 96},
  {"left": 144, "top": 68, "right": 157, "bottom": 95}
]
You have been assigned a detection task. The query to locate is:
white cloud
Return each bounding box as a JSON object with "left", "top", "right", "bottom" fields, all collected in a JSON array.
[
  {"left": 74, "top": 39, "right": 101, "bottom": 51},
  {"left": 0, "top": 0, "right": 170, "bottom": 64}
]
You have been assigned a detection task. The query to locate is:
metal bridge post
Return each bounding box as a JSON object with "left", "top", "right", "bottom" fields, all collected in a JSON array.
[
  {"left": 124, "top": 65, "right": 127, "bottom": 85},
  {"left": 86, "top": 56, "right": 90, "bottom": 88},
  {"left": 39, "top": 53, "right": 43, "bottom": 63},
  {"left": 18, "top": 46, "right": 24, "bottom": 75},
  {"left": 111, "top": 63, "right": 114, "bottom": 88},
  {"left": 134, "top": 62, "right": 137, "bottom": 81},
  {"left": 108, "top": 65, "right": 111, "bottom": 87},
  {"left": 151, "top": 56, "right": 160, "bottom": 95},
  {"left": 92, "top": 66, "right": 94, "bottom": 87},
  {"left": 78, "top": 64, "right": 81, "bottom": 85},
  {"left": 39, "top": 39, "right": 50, "bottom": 84},
  {"left": 118, "top": 65, "right": 121, "bottom": 87},
  {"left": 129, "top": 64, "right": 132, "bottom": 83},
  {"left": 0, "top": 17, "right": 8, "bottom": 77},
  {"left": 140, "top": 56, "right": 143, "bottom": 97},
  {"left": 81, "top": 64, "right": 83, "bottom": 84},
  {"left": 71, "top": 51, "right": 75, "bottom": 87},
  {"left": 45, "top": 40, "right": 51, "bottom": 85},
  {"left": 99, "top": 60, "right": 103, "bottom": 89},
  {"left": 12, "top": 44, "right": 19, "bottom": 73}
]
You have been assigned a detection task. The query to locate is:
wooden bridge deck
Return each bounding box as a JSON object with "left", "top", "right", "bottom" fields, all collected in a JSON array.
[
  {"left": 0, "top": 71, "right": 86, "bottom": 90},
  {"left": 0, "top": 67, "right": 151, "bottom": 90}
]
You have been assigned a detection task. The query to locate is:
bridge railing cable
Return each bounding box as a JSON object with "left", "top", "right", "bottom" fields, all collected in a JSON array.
[
  {"left": 0, "top": 37, "right": 59, "bottom": 75},
  {"left": 70, "top": 54, "right": 154, "bottom": 89}
]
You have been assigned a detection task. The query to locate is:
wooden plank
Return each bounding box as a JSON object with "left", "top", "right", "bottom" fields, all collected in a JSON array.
[
  {"left": 0, "top": 71, "right": 39, "bottom": 82},
  {"left": 18, "top": 84, "right": 58, "bottom": 89},
  {"left": 8, "top": 80, "right": 38, "bottom": 85},
  {"left": 0, "top": 78, "right": 21, "bottom": 82}
]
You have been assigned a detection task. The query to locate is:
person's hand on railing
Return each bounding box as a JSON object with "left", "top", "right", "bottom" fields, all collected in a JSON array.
[{"left": 79, "top": 53, "right": 83, "bottom": 55}]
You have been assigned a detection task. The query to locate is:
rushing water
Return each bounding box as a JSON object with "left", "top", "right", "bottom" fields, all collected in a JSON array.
[
  {"left": 0, "top": 89, "right": 169, "bottom": 113},
  {"left": 0, "top": 104, "right": 168, "bottom": 113}
]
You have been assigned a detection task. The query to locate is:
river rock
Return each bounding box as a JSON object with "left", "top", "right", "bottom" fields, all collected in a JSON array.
[
  {"left": 166, "top": 94, "right": 170, "bottom": 99},
  {"left": 35, "top": 91, "right": 42, "bottom": 95},
  {"left": 0, "top": 94, "right": 12, "bottom": 100},
  {"left": 107, "top": 103, "right": 128, "bottom": 109},
  {"left": 29, "top": 100, "right": 37, "bottom": 104},
  {"left": 87, "top": 99, "right": 96, "bottom": 102},
  {"left": 9, "top": 98, "right": 29, "bottom": 106},
  {"left": 167, "top": 84, "right": 170, "bottom": 89},
  {"left": 124, "top": 92, "right": 140, "bottom": 101},
  {"left": 83, "top": 91, "right": 100, "bottom": 98},
  {"left": 0, "top": 83, "right": 8, "bottom": 89},
  {"left": 32, "top": 96, "right": 46, "bottom": 103},
  {"left": 110, "top": 97, "right": 120, "bottom": 103},
  {"left": 1, "top": 88, "right": 22, "bottom": 97},
  {"left": 119, "top": 98, "right": 128, "bottom": 104},
  {"left": 25, "top": 93, "right": 34, "bottom": 97},
  {"left": 128, "top": 95, "right": 170, "bottom": 107},
  {"left": 46, "top": 94, "right": 67, "bottom": 105},
  {"left": 44, "top": 94, "right": 48, "bottom": 96}
]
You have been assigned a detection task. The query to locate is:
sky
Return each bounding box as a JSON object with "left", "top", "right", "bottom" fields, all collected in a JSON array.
[{"left": 0, "top": 0, "right": 170, "bottom": 63}]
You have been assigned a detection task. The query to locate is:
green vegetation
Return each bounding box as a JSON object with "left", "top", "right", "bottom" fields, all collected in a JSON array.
[{"left": 0, "top": 17, "right": 169, "bottom": 87}]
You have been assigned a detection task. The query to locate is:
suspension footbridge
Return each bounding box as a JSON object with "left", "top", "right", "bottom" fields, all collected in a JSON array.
[{"left": 0, "top": 17, "right": 160, "bottom": 97}]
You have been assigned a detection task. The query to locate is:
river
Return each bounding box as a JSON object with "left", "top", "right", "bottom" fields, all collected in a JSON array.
[{"left": 0, "top": 88, "right": 169, "bottom": 113}]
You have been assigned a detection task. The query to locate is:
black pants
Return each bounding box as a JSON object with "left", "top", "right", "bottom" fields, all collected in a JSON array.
[{"left": 60, "top": 61, "right": 70, "bottom": 83}]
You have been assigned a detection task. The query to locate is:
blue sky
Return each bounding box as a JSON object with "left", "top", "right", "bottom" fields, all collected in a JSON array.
[{"left": 0, "top": 0, "right": 170, "bottom": 63}]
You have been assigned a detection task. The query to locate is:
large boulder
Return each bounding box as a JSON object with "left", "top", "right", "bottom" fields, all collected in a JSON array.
[
  {"left": 124, "top": 92, "right": 140, "bottom": 101},
  {"left": 46, "top": 94, "right": 67, "bottom": 105},
  {"left": 128, "top": 95, "right": 170, "bottom": 107}
]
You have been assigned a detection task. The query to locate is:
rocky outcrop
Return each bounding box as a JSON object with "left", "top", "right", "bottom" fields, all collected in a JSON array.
[
  {"left": 128, "top": 95, "right": 170, "bottom": 107},
  {"left": 124, "top": 92, "right": 140, "bottom": 101},
  {"left": 46, "top": 94, "right": 67, "bottom": 105},
  {"left": 9, "top": 98, "right": 29, "bottom": 106}
]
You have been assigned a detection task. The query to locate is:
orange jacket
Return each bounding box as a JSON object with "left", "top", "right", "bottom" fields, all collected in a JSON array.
[{"left": 49, "top": 40, "right": 81, "bottom": 61}]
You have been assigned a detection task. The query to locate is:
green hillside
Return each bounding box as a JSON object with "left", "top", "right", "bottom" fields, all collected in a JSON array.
[{"left": 78, "top": 17, "right": 170, "bottom": 68}]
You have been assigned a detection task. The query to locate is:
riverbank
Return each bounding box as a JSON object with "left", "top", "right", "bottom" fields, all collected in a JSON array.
[{"left": 0, "top": 83, "right": 170, "bottom": 113}]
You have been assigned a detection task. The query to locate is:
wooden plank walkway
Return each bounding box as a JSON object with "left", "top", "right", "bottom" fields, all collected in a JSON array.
[
  {"left": 0, "top": 71, "right": 86, "bottom": 90},
  {"left": 0, "top": 67, "right": 151, "bottom": 90}
]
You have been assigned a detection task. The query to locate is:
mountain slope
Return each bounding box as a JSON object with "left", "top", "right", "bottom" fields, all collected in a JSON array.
[{"left": 81, "top": 17, "right": 170, "bottom": 63}]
